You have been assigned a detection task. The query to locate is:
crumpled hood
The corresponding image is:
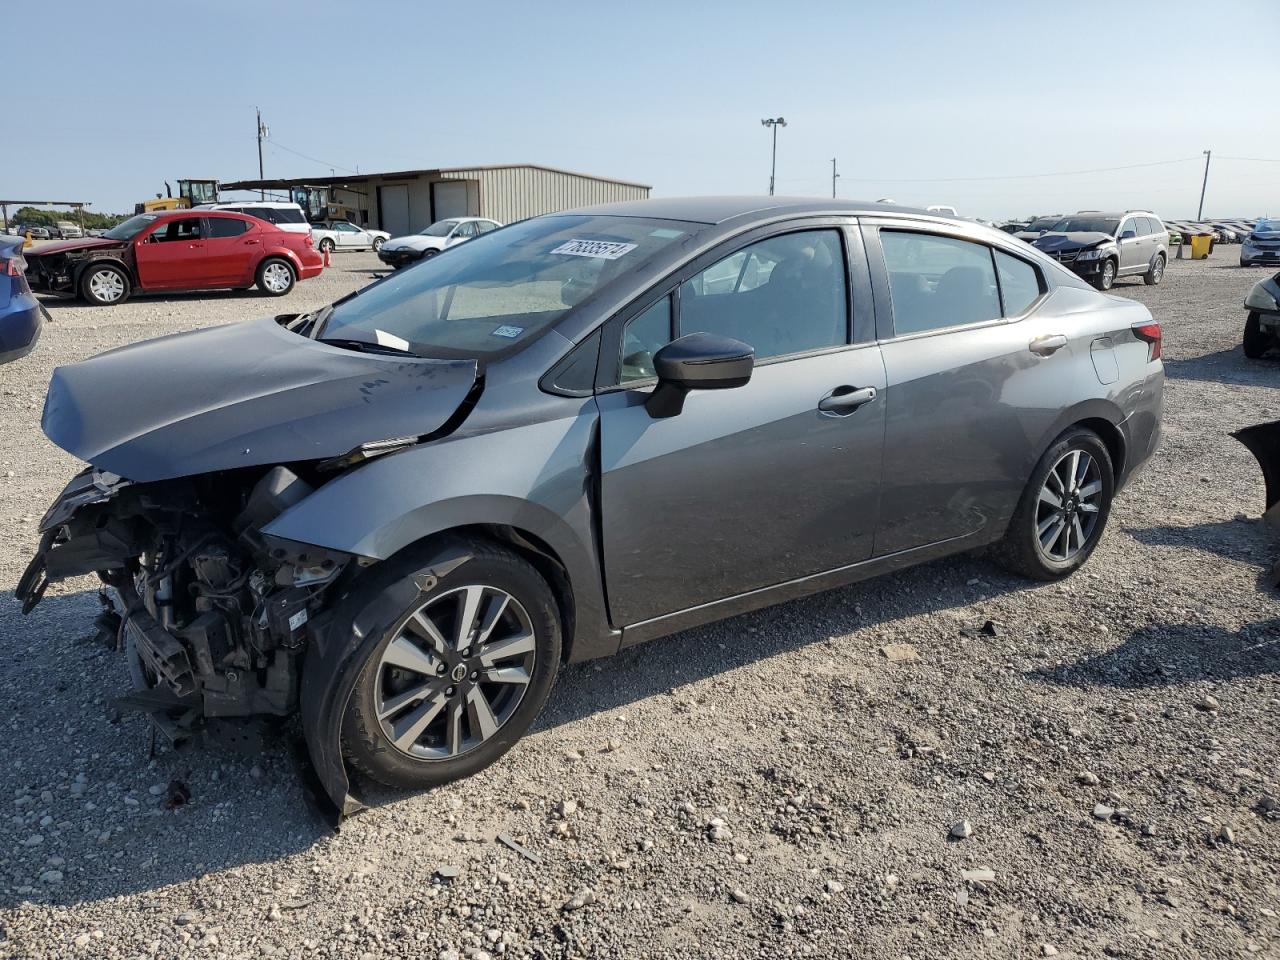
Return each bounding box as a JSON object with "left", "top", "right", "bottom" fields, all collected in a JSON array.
[
  {"left": 27, "top": 237, "right": 126, "bottom": 258},
  {"left": 42, "top": 315, "right": 478, "bottom": 482},
  {"left": 1032, "top": 231, "right": 1115, "bottom": 253}
]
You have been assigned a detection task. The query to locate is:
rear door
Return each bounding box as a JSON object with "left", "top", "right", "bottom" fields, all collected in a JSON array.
[
  {"left": 201, "top": 216, "right": 258, "bottom": 285},
  {"left": 596, "top": 222, "right": 887, "bottom": 627},
  {"left": 133, "top": 216, "right": 208, "bottom": 289},
  {"left": 864, "top": 220, "right": 1061, "bottom": 554}
]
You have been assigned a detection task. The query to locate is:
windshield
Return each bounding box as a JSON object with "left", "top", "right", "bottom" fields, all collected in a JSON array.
[
  {"left": 420, "top": 220, "right": 459, "bottom": 237},
  {"left": 1026, "top": 217, "right": 1059, "bottom": 231},
  {"left": 1256, "top": 220, "right": 1280, "bottom": 233},
  {"left": 1049, "top": 217, "right": 1120, "bottom": 235},
  {"left": 318, "top": 215, "right": 690, "bottom": 359},
  {"left": 104, "top": 214, "right": 158, "bottom": 241}
]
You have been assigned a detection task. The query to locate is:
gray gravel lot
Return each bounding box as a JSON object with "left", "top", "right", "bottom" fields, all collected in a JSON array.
[{"left": 0, "top": 250, "right": 1277, "bottom": 959}]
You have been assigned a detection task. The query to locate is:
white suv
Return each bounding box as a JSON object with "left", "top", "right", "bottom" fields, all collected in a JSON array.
[{"left": 195, "top": 201, "right": 311, "bottom": 234}]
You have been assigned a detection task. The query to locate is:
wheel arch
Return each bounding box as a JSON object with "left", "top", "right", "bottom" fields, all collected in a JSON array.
[
  {"left": 256, "top": 250, "right": 302, "bottom": 277},
  {"left": 73, "top": 257, "right": 134, "bottom": 290},
  {"left": 1034, "top": 400, "right": 1128, "bottom": 483}
]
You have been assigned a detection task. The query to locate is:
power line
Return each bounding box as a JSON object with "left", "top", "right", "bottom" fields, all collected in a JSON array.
[
  {"left": 265, "top": 140, "right": 360, "bottom": 175},
  {"left": 839, "top": 157, "right": 1202, "bottom": 184},
  {"left": 1219, "top": 156, "right": 1280, "bottom": 163}
]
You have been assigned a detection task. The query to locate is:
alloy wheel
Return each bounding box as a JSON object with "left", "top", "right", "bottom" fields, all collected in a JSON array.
[
  {"left": 1101, "top": 261, "right": 1115, "bottom": 289},
  {"left": 1152, "top": 257, "right": 1164, "bottom": 282},
  {"left": 374, "top": 585, "right": 537, "bottom": 760},
  {"left": 90, "top": 270, "right": 125, "bottom": 303},
  {"left": 262, "top": 262, "right": 292, "bottom": 293},
  {"left": 1034, "top": 449, "right": 1104, "bottom": 563}
]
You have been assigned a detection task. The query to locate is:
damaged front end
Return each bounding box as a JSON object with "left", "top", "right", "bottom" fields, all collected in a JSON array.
[
  {"left": 1234, "top": 420, "right": 1280, "bottom": 520},
  {"left": 16, "top": 463, "right": 358, "bottom": 811}
]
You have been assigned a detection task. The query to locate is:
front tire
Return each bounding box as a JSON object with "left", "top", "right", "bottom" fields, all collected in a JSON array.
[
  {"left": 1244, "top": 312, "right": 1271, "bottom": 359},
  {"left": 993, "top": 427, "right": 1115, "bottom": 581},
  {"left": 256, "top": 258, "right": 296, "bottom": 296},
  {"left": 79, "top": 263, "right": 131, "bottom": 306},
  {"left": 1144, "top": 253, "right": 1165, "bottom": 286},
  {"left": 341, "top": 539, "right": 562, "bottom": 790},
  {"left": 1091, "top": 258, "right": 1117, "bottom": 291}
]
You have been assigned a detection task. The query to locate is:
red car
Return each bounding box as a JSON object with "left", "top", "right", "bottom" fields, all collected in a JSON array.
[{"left": 23, "top": 209, "right": 324, "bottom": 306}]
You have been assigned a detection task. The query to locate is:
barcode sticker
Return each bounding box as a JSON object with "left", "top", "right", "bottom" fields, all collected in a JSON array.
[{"left": 551, "top": 239, "right": 638, "bottom": 260}]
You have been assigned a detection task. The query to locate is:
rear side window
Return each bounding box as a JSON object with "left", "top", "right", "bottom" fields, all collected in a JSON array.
[
  {"left": 881, "top": 231, "right": 1001, "bottom": 334},
  {"left": 206, "top": 217, "right": 250, "bottom": 238},
  {"left": 273, "top": 208, "right": 306, "bottom": 224},
  {"left": 240, "top": 207, "right": 277, "bottom": 224},
  {"left": 678, "top": 230, "right": 847, "bottom": 360},
  {"left": 993, "top": 250, "right": 1042, "bottom": 316},
  {"left": 1149, "top": 217, "right": 1165, "bottom": 235}
]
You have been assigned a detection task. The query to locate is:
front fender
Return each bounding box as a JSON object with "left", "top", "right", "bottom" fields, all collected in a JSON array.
[{"left": 264, "top": 405, "right": 615, "bottom": 661}]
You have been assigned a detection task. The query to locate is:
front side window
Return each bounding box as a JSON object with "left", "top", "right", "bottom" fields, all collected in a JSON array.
[
  {"left": 147, "top": 218, "right": 202, "bottom": 243},
  {"left": 317, "top": 214, "right": 689, "bottom": 359},
  {"left": 336, "top": 222, "right": 360, "bottom": 233},
  {"left": 678, "top": 230, "right": 847, "bottom": 361},
  {"left": 881, "top": 231, "right": 1001, "bottom": 334},
  {"left": 619, "top": 297, "right": 672, "bottom": 384},
  {"left": 206, "top": 217, "right": 250, "bottom": 239}
]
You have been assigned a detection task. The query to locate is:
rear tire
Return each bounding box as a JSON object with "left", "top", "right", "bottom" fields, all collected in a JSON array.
[
  {"left": 341, "top": 539, "right": 562, "bottom": 790},
  {"left": 992, "top": 427, "right": 1115, "bottom": 581},
  {"left": 255, "top": 258, "right": 295, "bottom": 296},
  {"left": 1143, "top": 254, "right": 1165, "bottom": 286},
  {"left": 1244, "top": 312, "right": 1270, "bottom": 359},
  {"left": 419, "top": 249, "right": 439, "bottom": 262},
  {"left": 318, "top": 238, "right": 334, "bottom": 254},
  {"left": 79, "top": 263, "right": 131, "bottom": 306},
  {"left": 372, "top": 237, "right": 385, "bottom": 251}
]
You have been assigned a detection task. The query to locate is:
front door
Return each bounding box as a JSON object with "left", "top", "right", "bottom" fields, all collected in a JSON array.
[
  {"left": 597, "top": 225, "right": 886, "bottom": 627},
  {"left": 1117, "top": 216, "right": 1146, "bottom": 274},
  {"left": 134, "top": 216, "right": 207, "bottom": 289}
]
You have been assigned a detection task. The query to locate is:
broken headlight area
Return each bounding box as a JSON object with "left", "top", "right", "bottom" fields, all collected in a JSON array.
[{"left": 16, "top": 463, "right": 355, "bottom": 742}]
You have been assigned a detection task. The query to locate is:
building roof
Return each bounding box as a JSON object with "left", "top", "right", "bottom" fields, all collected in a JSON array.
[
  {"left": 558, "top": 196, "right": 932, "bottom": 225},
  {"left": 220, "top": 163, "right": 652, "bottom": 193}
]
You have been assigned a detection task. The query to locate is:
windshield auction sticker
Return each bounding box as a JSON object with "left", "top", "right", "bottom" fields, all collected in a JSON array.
[{"left": 551, "top": 239, "right": 638, "bottom": 260}]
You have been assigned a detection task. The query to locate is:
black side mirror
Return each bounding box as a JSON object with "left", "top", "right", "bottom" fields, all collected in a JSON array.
[
  {"left": 645, "top": 332, "right": 754, "bottom": 419},
  {"left": 1119, "top": 230, "right": 1136, "bottom": 240}
]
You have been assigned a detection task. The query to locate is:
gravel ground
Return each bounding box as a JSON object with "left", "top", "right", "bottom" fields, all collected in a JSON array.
[{"left": 0, "top": 249, "right": 1277, "bottom": 960}]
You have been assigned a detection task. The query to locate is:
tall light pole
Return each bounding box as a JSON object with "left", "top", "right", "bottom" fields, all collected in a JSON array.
[
  {"left": 831, "top": 157, "right": 839, "bottom": 199},
  {"left": 761, "top": 117, "right": 787, "bottom": 195},
  {"left": 1197, "top": 149, "right": 1211, "bottom": 221}
]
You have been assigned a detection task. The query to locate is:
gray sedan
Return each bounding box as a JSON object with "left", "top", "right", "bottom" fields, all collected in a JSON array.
[{"left": 17, "top": 197, "right": 1164, "bottom": 814}]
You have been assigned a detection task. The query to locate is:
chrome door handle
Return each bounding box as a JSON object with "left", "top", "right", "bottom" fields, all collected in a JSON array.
[
  {"left": 1029, "top": 334, "right": 1068, "bottom": 357},
  {"left": 818, "top": 385, "right": 877, "bottom": 416}
]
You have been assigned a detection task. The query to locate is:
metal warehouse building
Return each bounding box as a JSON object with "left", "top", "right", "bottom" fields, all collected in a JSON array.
[{"left": 221, "top": 163, "right": 651, "bottom": 236}]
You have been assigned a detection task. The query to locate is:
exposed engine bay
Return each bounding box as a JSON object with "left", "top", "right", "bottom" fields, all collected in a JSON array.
[{"left": 17, "top": 464, "right": 354, "bottom": 751}]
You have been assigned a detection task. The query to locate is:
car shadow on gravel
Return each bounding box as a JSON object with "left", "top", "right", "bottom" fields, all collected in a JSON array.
[
  {"left": 1161, "top": 348, "right": 1279, "bottom": 387},
  {"left": 1028, "top": 617, "right": 1280, "bottom": 691},
  {"left": 37, "top": 290, "right": 274, "bottom": 310}
]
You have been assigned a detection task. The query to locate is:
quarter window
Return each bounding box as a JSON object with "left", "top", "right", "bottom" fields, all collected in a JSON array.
[
  {"left": 147, "top": 218, "right": 202, "bottom": 243},
  {"left": 881, "top": 231, "right": 1001, "bottom": 334},
  {"left": 206, "top": 217, "right": 249, "bottom": 239},
  {"left": 619, "top": 296, "right": 672, "bottom": 384},
  {"left": 678, "top": 230, "right": 847, "bottom": 361},
  {"left": 993, "top": 250, "right": 1041, "bottom": 316}
]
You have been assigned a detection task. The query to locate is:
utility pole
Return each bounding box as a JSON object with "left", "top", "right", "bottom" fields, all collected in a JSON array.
[
  {"left": 1197, "top": 149, "right": 1211, "bottom": 221},
  {"left": 256, "top": 108, "right": 269, "bottom": 200},
  {"left": 831, "top": 157, "right": 839, "bottom": 199},
  {"left": 761, "top": 117, "right": 787, "bottom": 195}
]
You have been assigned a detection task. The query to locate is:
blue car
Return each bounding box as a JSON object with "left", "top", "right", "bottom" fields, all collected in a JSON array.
[{"left": 0, "top": 236, "right": 45, "bottom": 363}]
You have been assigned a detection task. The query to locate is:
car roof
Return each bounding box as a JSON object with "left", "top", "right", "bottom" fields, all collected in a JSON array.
[
  {"left": 558, "top": 196, "right": 933, "bottom": 226},
  {"left": 147, "top": 209, "right": 255, "bottom": 220}
]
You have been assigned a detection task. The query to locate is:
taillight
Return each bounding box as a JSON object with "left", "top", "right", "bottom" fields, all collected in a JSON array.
[
  {"left": 304, "top": 234, "right": 313, "bottom": 248},
  {"left": 1133, "top": 321, "right": 1162, "bottom": 361},
  {"left": 4, "top": 257, "right": 23, "bottom": 277}
]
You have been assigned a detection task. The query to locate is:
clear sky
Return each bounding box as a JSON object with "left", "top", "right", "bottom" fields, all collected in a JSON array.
[{"left": 6, "top": 0, "right": 1279, "bottom": 220}]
